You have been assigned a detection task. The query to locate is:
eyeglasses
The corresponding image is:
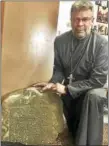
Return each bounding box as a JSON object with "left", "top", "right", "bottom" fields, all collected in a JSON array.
[{"left": 73, "top": 17, "right": 93, "bottom": 23}]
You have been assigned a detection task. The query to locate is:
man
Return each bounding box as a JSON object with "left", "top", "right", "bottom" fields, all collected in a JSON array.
[{"left": 32, "top": 1, "right": 108, "bottom": 145}]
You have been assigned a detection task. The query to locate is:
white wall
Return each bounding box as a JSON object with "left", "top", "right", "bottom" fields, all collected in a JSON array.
[{"left": 57, "top": 1, "right": 108, "bottom": 41}]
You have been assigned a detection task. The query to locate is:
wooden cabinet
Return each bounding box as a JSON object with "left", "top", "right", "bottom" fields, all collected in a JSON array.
[
  {"left": 1, "top": 1, "right": 5, "bottom": 39},
  {"left": 2, "top": 2, "right": 59, "bottom": 95}
]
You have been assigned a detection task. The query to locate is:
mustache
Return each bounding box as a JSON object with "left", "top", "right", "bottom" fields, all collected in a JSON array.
[
  {"left": 75, "top": 28, "right": 85, "bottom": 31},
  {"left": 74, "top": 28, "right": 91, "bottom": 32}
]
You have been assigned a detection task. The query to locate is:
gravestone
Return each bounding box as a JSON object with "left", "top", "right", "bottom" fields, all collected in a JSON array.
[{"left": 1, "top": 87, "right": 65, "bottom": 145}]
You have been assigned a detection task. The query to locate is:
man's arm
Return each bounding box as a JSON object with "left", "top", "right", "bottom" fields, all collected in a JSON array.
[
  {"left": 50, "top": 37, "right": 65, "bottom": 83},
  {"left": 67, "top": 41, "right": 108, "bottom": 98}
]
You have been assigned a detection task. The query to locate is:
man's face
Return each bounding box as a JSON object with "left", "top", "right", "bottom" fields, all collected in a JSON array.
[{"left": 71, "top": 9, "right": 93, "bottom": 39}]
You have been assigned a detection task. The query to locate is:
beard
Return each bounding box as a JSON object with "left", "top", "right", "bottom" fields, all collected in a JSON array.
[{"left": 72, "top": 27, "right": 92, "bottom": 39}]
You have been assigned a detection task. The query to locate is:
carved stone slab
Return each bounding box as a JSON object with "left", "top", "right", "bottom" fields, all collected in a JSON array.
[{"left": 2, "top": 88, "right": 64, "bottom": 145}]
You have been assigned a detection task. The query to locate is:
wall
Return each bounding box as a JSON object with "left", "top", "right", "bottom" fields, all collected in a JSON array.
[
  {"left": 2, "top": 2, "right": 59, "bottom": 95},
  {"left": 57, "top": 1, "right": 108, "bottom": 40}
]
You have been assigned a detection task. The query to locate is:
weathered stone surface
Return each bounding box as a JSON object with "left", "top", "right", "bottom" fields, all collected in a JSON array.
[{"left": 1, "top": 87, "right": 64, "bottom": 145}]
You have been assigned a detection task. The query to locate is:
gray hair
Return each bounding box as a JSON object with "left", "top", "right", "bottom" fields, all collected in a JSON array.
[{"left": 71, "top": 0, "right": 94, "bottom": 15}]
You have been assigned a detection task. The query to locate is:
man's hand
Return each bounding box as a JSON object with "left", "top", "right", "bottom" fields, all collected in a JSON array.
[
  {"left": 31, "top": 82, "right": 48, "bottom": 88},
  {"left": 29, "top": 82, "right": 67, "bottom": 95},
  {"left": 30, "top": 82, "right": 55, "bottom": 92},
  {"left": 55, "top": 83, "right": 66, "bottom": 95},
  {"left": 42, "top": 83, "right": 55, "bottom": 92},
  {"left": 41, "top": 83, "right": 67, "bottom": 95}
]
